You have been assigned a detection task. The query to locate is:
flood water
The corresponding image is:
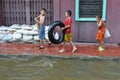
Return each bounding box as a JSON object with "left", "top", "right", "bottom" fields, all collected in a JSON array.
[{"left": 0, "top": 55, "right": 120, "bottom": 80}]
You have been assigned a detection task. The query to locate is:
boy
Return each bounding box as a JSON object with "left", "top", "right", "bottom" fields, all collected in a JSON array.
[
  {"left": 34, "top": 8, "right": 51, "bottom": 49},
  {"left": 96, "top": 15, "right": 105, "bottom": 51},
  {"left": 59, "top": 10, "right": 77, "bottom": 53}
]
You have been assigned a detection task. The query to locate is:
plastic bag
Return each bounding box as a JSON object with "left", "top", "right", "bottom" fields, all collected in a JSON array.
[{"left": 104, "top": 28, "right": 111, "bottom": 38}]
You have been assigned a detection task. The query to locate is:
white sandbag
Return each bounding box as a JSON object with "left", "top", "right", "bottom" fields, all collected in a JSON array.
[
  {"left": 16, "top": 30, "right": 30, "bottom": 35},
  {"left": 10, "top": 24, "right": 21, "bottom": 29},
  {"left": 0, "top": 31, "right": 3, "bottom": 34},
  {"left": 8, "top": 28, "right": 17, "bottom": 31},
  {"left": 0, "top": 34, "right": 4, "bottom": 39},
  {"left": 44, "top": 26, "right": 49, "bottom": 39},
  {"left": 2, "top": 34, "right": 13, "bottom": 41},
  {"left": 32, "top": 24, "right": 38, "bottom": 31},
  {"left": 29, "top": 31, "right": 38, "bottom": 35},
  {"left": 33, "top": 35, "right": 39, "bottom": 41},
  {"left": 0, "top": 26, "right": 9, "bottom": 31},
  {"left": 8, "top": 28, "right": 17, "bottom": 32},
  {"left": 45, "top": 26, "right": 49, "bottom": 34},
  {"left": 21, "top": 24, "right": 32, "bottom": 30},
  {"left": 45, "top": 33, "right": 48, "bottom": 40},
  {"left": 22, "top": 35, "right": 33, "bottom": 41},
  {"left": 12, "top": 33, "right": 22, "bottom": 40}
]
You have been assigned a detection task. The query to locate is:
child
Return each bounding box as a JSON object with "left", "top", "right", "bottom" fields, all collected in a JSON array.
[
  {"left": 96, "top": 15, "right": 105, "bottom": 51},
  {"left": 34, "top": 8, "right": 51, "bottom": 49},
  {"left": 59, "top": 10, "right": 77, "bottom": 53}
]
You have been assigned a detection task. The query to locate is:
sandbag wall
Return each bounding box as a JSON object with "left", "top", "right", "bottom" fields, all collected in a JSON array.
[{"left": 0, "top": 24, "right": 49, "bottom": 43}]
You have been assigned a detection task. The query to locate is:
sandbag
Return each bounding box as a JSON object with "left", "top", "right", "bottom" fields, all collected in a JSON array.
[
  {"left": 16, "top": 30, "right": 29, "bottom": 35},
  {"left": 22, "top": 35, "right": 33, "bottom": 41},
  {"left": 12, "top": 33, "right": 22, "bottom": 40},
  {"left": 0, "top": 34, "right": 4, "bottom": 39},
  {"left": 33, "top": 35, "right": 39, "bottom": 41},
  {"left": 10, "top": 24, "right": 21, "bottom": 29},
  {"left": 2, "top": 34, "right": 13, "bottom": 41},
  {"left": 29, "top": 31, "right": 38, "bottom": 35},
  {"left": 32, "top": 24, "right": 38, "bottom": 31}
]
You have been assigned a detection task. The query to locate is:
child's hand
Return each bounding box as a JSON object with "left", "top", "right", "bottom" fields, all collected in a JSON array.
[
  {"left": 34, "top": 18, "right": 37, "bottom": 20},
  {"left": 62, "top": 27, "right": 66, "bottom": 30},
  {"left": 34, "top": 18, "right": 39, "bottom": 23}
]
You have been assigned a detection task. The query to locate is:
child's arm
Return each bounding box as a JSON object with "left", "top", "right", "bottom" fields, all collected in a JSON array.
[
  {"left": 35, "top": 15, "right": 40, "bottom": 19},
  {"left": 97, "top": 20, "right": 102, "bottom": 27},
  {"left": 34, "top": 15, "right": 40, "bottom": 23},
  {"left": 62, "top": 25, "right": 70, "bottom": 30}
]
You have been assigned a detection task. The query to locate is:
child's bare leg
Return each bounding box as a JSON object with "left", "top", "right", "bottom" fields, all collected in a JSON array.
[
  {"left": 69, "top": 41, "right": 77, "bottom": 53},
  {"left": 59, "top": 42, "right": 66, "bottom": 52},
  {"left": 101, "top": 41, "right": 104, "bottom": 47},
  {"left": 39, "top": 39, "right": 44, "bottom": 49},
  {"left": 98, "top": 40, "right": 104, "bottom": 48},
  {"left": 45, "top": 38, "right": 51, "bottom": 45},
  {"left": 98, "top": 40, "right": 105, "bottom": 51}
]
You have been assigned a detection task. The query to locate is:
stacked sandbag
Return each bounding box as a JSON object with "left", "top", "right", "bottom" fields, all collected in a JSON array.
[
  {"left": 2, "top": 34, "right": 13, "bottom": 41},
  {"left": 12, "top": 32, "right": 22, "bottom": 41},
  {"left": 0, "top": 26, "right": 13, "bottom": 41},
  {"left": 31, "top": 24, "right": 39, "bottom": 41},
  {"left": 45, "top": 26, "right": 49, "bottom": 39},
  {"left": 0, "top": 26, "right": 5, "bottom": 40},
  {"left": 0, "top": 24, "right": 50, "bottom": 43},
  {"left": 10, "top": 24, "right": 22, "bottom": 41},
  {"left": 10, "top": 24, "right": 21, "bottom": 29},
  {"left": 20, "top": 25, "right": 33, "bottom": 42},
  {"left": 0, "top": 34, "right": 4, "bottom": 40}
]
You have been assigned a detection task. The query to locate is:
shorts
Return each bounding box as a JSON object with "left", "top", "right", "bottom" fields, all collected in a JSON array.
[
  {"left": 39, "top": 25, "right": 45, "bottom": 39},
  {"left": 96, "top": 30, "right": 105, "bottom": 42},
  {"left": 64, "top": 33, "right": 72, "bottom": 42}
]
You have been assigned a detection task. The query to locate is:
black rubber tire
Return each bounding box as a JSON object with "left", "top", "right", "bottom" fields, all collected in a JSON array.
[{"left": 48, "top": 21, "right": 66, "bottom": 44}]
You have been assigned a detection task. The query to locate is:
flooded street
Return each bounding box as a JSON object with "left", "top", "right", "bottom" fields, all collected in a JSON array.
[{"left": 0, "top": 55, "right": 120, "bottom": 80}]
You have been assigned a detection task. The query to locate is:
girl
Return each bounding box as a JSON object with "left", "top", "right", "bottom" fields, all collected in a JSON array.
[{"left": 96, "top": 15, "right": 105, "bottom": 51}]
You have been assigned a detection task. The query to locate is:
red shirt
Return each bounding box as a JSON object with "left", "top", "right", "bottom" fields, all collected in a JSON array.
[{"left": 64, "top": 17, "right": 72, "bottom": 34}]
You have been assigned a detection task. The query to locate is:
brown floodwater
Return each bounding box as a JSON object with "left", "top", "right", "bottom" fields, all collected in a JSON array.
[{"left": 0, "top": 55, "right": 120, "bottom": 80}]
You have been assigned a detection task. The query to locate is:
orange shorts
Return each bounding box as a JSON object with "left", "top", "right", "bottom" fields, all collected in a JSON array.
[{"left": 96, "top": 30, "right": 105, "bottom": 42}]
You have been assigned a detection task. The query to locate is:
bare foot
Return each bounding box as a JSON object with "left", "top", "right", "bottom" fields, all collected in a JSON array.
[
  {"left": 72, "top": 47, "right": 77, "bottom": 53},
  {"left": 39, "top": 46, "right": 45, "bottom": 49},
  {"left": 59, "top": 49, "right": 65, "bottom": 53},
  {"left": 48, "top": 43, "right": 52, "bottom": 46}
]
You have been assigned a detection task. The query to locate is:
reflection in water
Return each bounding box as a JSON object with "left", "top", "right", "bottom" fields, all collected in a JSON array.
[{"left": 0, "top": 55, "right": 120, "bottom": 80}]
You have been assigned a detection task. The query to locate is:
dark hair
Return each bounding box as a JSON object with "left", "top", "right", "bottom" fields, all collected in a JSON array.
[
  {"left": 66, "top": 10, "right": 72, "bottom": 16},
  {"left": 41, "top": 8, "right": 47, "bottom": 13},
  {"left": 96, "top": 14, "right": 102, "bottom": 19}
]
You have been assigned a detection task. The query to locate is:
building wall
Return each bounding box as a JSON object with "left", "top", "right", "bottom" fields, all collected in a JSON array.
[
  {"left": 0, "top": 0, "right": 2, "bottom": 25},
  {"left": 53, "top": 0, "right": 120, "bottom": 44},
  {"left": 0, "top": 0, "right": 53, "bottom": 26}
]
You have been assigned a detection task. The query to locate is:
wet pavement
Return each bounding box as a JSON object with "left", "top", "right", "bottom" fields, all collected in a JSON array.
[{"left": 0, "top": 42, "right": 120, "bottom": 57}]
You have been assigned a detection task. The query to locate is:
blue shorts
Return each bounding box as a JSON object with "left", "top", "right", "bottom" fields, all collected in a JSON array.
[{"left": 39, "top": 25, "right": 45, "bottom": 39}]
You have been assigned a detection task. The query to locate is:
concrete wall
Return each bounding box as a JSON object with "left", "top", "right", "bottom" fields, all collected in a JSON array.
[{"left": 53, "top": 0, "right": 120, "bottom": 44}]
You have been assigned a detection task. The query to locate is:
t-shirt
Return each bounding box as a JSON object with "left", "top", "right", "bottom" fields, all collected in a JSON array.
[{"left": 64, "top": 17, "right": 72, "bottom": 34}]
